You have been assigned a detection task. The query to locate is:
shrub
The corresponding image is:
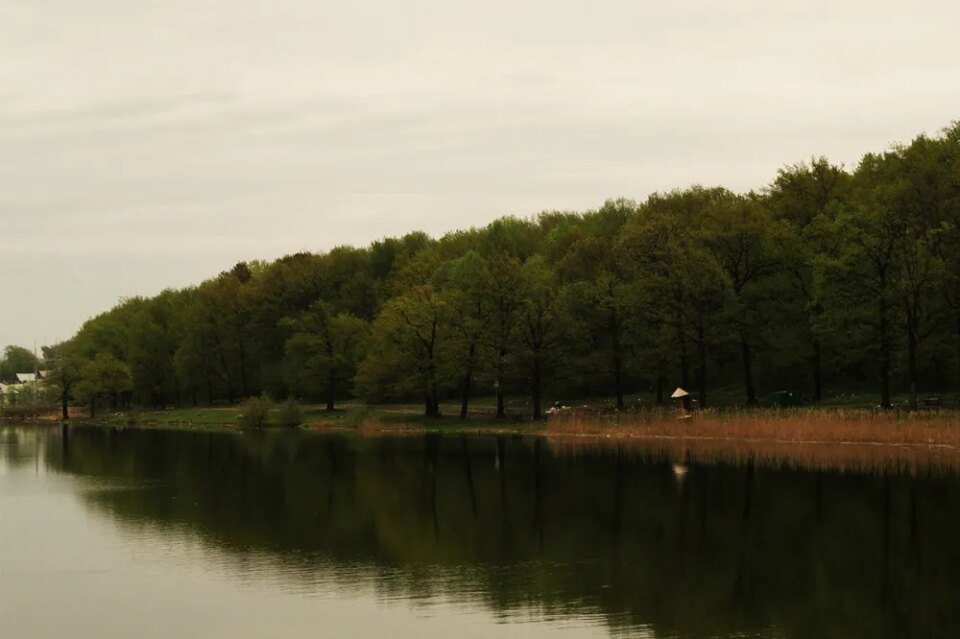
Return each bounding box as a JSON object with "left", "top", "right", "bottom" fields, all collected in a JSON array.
[
  {"left": 238, "top": 395, "right": 273, "bottom": 429},
  {"left": 343, "top": 407, "right": 371, "bottom": 430},
  {"left": 278, "top": 397, "right": 302, "bottom": 428},
  {"left": 125, "top": 410, "right": 142, "bottom": 428}
]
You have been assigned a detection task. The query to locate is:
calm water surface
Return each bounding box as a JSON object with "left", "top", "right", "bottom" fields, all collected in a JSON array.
[{"left": 1, "top": 425, "right": 958, "bottom": 638}]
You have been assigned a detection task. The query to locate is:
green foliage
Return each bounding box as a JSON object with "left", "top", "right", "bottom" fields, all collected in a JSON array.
[
  {"left": 278, "top": 397, "right": 302, "bottom": 428},
  {"left": 0, "top": 345, "right": 40, "bottom": 382},
  {"left": 281, "top": 301, "right": 370, "bottom": 410},
  {"left": 357, "top": 285, "right": 449, "bottom": 416},
  {"left": 74, "top": 352, "right": 133, "bottom": 418},
  {"left": 237, "top": 395, "right": 273, "bottom": 429},
  {"left": 36, "top": 120, "right": 960, "bottom": 415}
]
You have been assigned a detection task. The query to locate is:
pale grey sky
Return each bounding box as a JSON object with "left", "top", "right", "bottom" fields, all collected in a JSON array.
[{"left": 1, "top": 0, "right": 958, "bottom": 350}]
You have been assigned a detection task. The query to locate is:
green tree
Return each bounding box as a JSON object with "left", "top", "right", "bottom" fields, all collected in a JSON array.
[
  {"left": 0, "top": 345, "right": 40, "bottom": 382},
  {"left": 436, "top": 251, "right": 492, "bottom": 418},
  {"left": 357, "top": 285, "right": 450, "bottom": 417},
  {"left": 703, "top": 194, "right": 787, "bottom": 405},
  {"left": 550, "top": 200, "right": 635, "bottom": 409},
  {"left": 517, "top": 257, "right": 570, "bottom": 420},
  {"left": 282, "top": 301, "right": 369, "bottom": 411},
  {"left": 767, "top": 158, "right": 851, "bottom": 401},
  {"left": 41, "top": 343, "right": 84, "bottom": 420},
  {"left": 127, "top": 292, "right": 182, "bottom": 407},
  {"left": 621, "top": 188, "right": 732, "bottom": 408},
  {"left": 76, "top": 353, "right": 133, "bottom": 418},
  {"left": 478, "top": 256, "right": 524, "bottom": 418}
]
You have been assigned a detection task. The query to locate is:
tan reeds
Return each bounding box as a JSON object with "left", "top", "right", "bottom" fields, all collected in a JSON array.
[{"left": 544, "top": 407, "right": 960, "bottom": 473}]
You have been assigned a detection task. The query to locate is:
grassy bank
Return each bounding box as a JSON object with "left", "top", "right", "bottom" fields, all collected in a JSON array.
[{"left": 49, "top": 402, "right": 530, "bottom": 434}]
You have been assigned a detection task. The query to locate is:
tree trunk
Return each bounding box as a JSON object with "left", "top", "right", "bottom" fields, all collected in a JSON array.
[
  {"left": 740, "top": 333, "right": 757, "bottom": 405},
  {"left": 613, "top": 353, "right": 624, "bottom": 411},
  {"left": 677, "top": 322, "right": 691, "bottom": 410},
  {"left": 812, "top": 338, "right": 823, "bottom": 402},
  {"left": 532, "top": 357, "right": 543, "bottom": 420},
  {"left": 697, "top": 323, "right": 707, "bottom": 409},
  {"left": 879, "top": 298, "right": 892, "bottom": 409},
  {"left": 61, "top": 392, "right": 69, "bottom": 420},
  {"left": 460, "top": 343, "right": 476, "bottom": 419},
  {"left": 956, "top": 313, "right": 960, "bottom": 406},
  {"left": 611, "top": 314, "right": 624, "bottom": 411},
  {"left": 326, "top": 368, "right": 336, "bottom": 412},
  {"left": 656, "top": 371, "right": 665, "bottom": 405},
  {"left": 212, "top": 333, "right": 233, "bottom": 402},
  {"left": 424, "top": 394, "right": 433, "bottom": 417},
  {"left": 496, "top": 347, "right": 507, "bottom": 419},
  {"left": 460, "top": 370, "right": 473, "bottom": 419},
  {"left": 90, "top": 396, "right": 97, "bottom": 419},
  {"left": 239, "top": 339, "right": 249, "bottom": 398},
  {"left": 907, "top": 316, "right": 919, "bottom": 411}
]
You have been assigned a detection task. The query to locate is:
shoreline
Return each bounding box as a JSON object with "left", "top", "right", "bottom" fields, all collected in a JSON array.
[{"left": 7, "top": 404, "right": 960, "bottom": 473}]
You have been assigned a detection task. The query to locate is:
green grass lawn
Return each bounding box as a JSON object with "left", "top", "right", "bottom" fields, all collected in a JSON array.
[
  {"left": 74, "top": 401, "right": 539, "bottom": 433},
  {"left": 55, "top": 384, "right": 960, "bottom": 434}
]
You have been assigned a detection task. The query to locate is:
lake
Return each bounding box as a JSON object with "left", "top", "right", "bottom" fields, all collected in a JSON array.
[{"left": 1, "top": 424, "right": 957, "bottom": 638}]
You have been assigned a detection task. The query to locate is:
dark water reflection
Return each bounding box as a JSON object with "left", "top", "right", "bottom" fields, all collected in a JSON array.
[{"left": 2, "top": 425, "right": 959, "bottom": 638}]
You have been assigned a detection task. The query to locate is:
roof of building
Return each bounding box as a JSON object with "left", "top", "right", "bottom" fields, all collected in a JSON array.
[{"left": 16, "top": 373, "right": 37, "bottom": 383}]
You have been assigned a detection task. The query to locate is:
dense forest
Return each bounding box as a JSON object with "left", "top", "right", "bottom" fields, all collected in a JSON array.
[{"left": 25, "top": 122, "right": 960, "bottom": 418}]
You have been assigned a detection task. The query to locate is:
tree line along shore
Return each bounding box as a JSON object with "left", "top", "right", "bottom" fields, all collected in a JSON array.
[{"left": 8, "top": 121, "right": 960, "bottom": 422}]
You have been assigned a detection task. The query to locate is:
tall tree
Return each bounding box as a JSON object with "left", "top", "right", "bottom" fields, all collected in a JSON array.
[
  {"left": 41, "top": 343, "right": 83, "bottom": 420},
  {"left": 357, "top": 285, "right": 449, "bottom": 417},
  {"left": 517, "top": 257, "right": 569, "bottom": 420},
  {"left": 75, "top": 353, "right": 133, "bottom": 418},
  {"left": 282, "top": 301, "right": 369, "bottom": 411},
  {"left": 478, "top": 256, "right": 524, "bottom": 419},
  {"left": 622, "top": 188, "right": 733, "bottom": 408},
  {"left": 704, "top": 194, "right": 786, "bottom": 405},
  {"left": 767, "top": 158, "right": 851, "bottom": 401},
  {"left": 437, "top": 251, "right": 491, "bottom": 419},
  {"left": 832, "top": 156, "right": 906, "bottom": 409}
]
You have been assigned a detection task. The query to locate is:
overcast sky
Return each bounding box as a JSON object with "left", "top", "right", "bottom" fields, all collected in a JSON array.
[{"left": 1, "top": 0, "right": 958, "bottom": 351}]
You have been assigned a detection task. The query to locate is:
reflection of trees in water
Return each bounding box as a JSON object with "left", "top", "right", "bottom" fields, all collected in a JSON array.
[
  {"left": 42, "top": 426, "right": 960, "bottom": 639},
  {"left": 0, "top": 425, "right": 49, "bottom": 470}
]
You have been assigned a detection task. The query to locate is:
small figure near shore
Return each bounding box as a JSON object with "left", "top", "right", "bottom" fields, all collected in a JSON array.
[{"left": 671, "top": 388, "right": 692, "bottom": 419}]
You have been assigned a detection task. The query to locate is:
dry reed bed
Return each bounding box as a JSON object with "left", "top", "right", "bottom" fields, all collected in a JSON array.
[
  {"left": 547, "top": 407, "right": 960, "bottom": 445},
  {"left": 545, "top": 408, "right": 960, "bottom": 473}
]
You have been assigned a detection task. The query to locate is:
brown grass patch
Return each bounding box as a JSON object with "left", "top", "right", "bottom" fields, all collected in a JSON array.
[{"left": 544, "top": 407, "right": 960, "bottom": 473}]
